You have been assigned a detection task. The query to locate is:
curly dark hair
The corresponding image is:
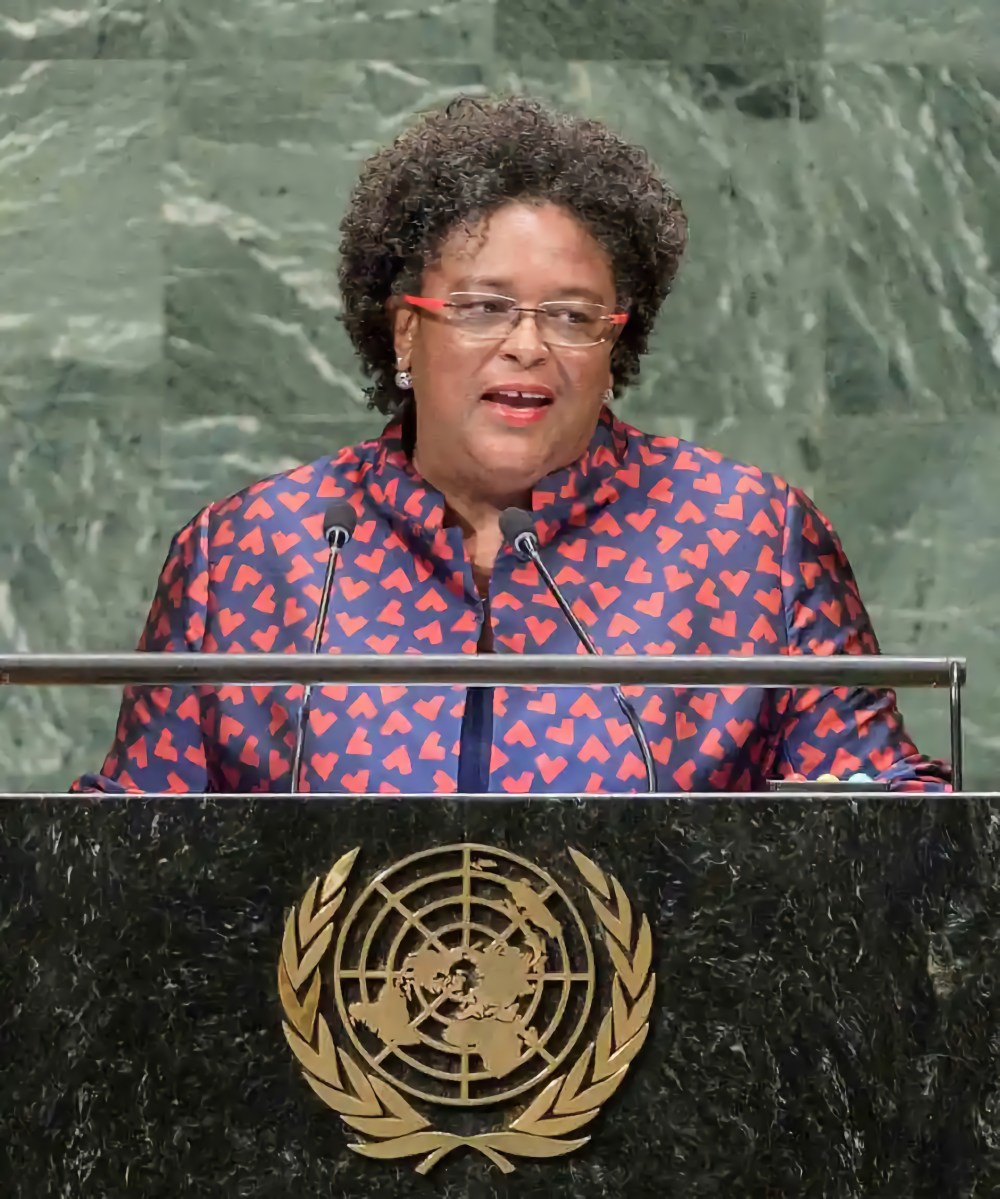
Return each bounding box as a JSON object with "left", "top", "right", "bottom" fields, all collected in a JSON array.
[{"left": 337, "top": 94, "right": 688, "bottom": 415}]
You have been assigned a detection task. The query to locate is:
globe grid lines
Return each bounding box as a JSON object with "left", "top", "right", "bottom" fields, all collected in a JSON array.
[
  {"left": 354, "top": 887, "right": 575, "bottom": 1087},
  {"left": 332, "top": 843, "right": 596, "bottom": 1107}
]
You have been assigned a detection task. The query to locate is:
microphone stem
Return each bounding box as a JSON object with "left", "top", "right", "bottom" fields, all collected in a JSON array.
[
  {"left": 290, "top": 532, "right": 346, "bottom": 793},
  {"left": 531, "top": 554, "right": 598, "bottom": 655},
  {"left": 526, "top": 545, "right": 658, "bottom": 793},
  {"left": 310, "top": 543, "right": 341, "bottom": 657}
]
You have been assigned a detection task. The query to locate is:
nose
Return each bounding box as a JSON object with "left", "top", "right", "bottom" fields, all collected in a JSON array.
[{"left": 498, "top": 310, "right": 549, "bottom": 368}]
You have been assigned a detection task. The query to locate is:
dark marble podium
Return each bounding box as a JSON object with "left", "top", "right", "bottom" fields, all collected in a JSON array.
[{"left": 2, "top": 792, "right": 999, "bottom": 1197}]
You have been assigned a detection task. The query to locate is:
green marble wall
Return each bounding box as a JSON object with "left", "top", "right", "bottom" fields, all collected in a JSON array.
[{"left": 1, "top": 1, "right": 997, "bottom": 790}]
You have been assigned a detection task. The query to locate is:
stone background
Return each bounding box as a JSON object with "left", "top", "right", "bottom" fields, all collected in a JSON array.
[
  {"left": 0, "top": 1, "right": 997, "bottom": 790},
  {"left": 3, "top": 794, "right": 998, "bottom": 1193}
]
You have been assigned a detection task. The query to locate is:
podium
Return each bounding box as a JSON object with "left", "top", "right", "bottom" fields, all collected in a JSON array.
[
  {"left": 2, "top": 652, "right": 996, "bottom": 1195},
  {"left": 2, "top": 791, "right": 999, "bottom": 1195}
]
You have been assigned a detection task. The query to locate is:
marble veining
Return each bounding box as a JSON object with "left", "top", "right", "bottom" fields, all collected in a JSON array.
[
  {"left": 2, "top": 794, "right": 999, "bottom": 1195},
  {"left": 0, "top": 12, "right": 996, "bottom": 793}
]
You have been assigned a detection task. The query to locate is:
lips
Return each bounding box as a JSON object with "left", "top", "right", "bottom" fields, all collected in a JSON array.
[{"left": 480, "top": 386, "right": 555, "bottom": 409}]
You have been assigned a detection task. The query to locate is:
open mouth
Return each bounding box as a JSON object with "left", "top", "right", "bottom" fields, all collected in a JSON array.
[{"left": 480, "top": 389, "right": 554, "bottom": 409}]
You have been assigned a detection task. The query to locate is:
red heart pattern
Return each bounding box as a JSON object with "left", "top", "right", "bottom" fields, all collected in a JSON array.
[{"left": 73, "top": 409, "right": 950, "bottom": 795}]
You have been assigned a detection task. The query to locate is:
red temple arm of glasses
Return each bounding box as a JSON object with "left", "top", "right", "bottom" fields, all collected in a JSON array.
[
  {"left": 402, "top": 295, "right": 448, "bottom": 311},
  {"left": 403, "top": 295, "right": 629, "bottom": 324}
]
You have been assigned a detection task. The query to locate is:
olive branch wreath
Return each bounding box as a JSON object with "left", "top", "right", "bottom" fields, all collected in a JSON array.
[{"left": 278, "top": 846, "right": 653, "bottom": 1175}]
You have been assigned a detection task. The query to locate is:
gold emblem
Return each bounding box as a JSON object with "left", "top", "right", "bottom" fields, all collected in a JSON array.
[{"left": 278, "top": 844, "right": 653, "bottom": 1174}]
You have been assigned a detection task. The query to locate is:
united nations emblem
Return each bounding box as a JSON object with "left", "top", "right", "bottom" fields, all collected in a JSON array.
[{"left": 278, "top": 844, "right": 653, "bottom": 1174}]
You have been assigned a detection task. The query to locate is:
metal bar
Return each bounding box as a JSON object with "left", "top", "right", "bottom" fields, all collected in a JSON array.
[
  {"left": 949, "top": 659, "right": 964, "bottom": 791},
  {"left": 0, "top": 652, "right": 966, "bottom": 689}
]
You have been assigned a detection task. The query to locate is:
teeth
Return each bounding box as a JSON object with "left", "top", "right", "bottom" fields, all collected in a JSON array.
[{"left": 496, "top": 390, "right": 547, "bottom": 399}]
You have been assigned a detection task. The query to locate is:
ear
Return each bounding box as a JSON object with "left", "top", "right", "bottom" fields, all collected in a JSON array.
[{"left": 391, "top": 302, "right": 417, "bottom": 369}]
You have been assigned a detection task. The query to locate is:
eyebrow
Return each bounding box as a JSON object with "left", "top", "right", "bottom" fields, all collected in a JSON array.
[{"left": 451, "top": 276, "right": 612, "bottom": 305}]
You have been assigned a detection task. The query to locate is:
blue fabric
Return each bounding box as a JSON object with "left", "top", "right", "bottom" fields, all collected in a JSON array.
[
  {"left": 71, "top": 407, "right": 951, "bottom": 795},
  {"left": 457, "top": 686, "right": 494, "bottom": 793}
]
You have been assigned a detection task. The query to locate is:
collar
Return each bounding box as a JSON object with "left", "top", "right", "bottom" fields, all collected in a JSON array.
[{"left": 366, "top": 405, "right": 630, "bottom": 541}]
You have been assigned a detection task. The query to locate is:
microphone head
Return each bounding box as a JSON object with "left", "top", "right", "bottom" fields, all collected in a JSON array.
[
  {"left": 499, "top": 507, "right": 538, "bottom": 561},
  {"left": 499, "top": 506, "right": 535, "bottom": 544},
  {"left": 323, "top": 500, "right": 357, "bottom": 549}
]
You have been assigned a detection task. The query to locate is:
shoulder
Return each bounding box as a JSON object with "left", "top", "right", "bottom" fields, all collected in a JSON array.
[
  {"left": 614, "top": 414, "right": 795, "bottom": 511},
  {"left": 215, "top": 435, "right": 380, "bottom": 517},
  {"left": 611, "top": 415, "right": 851, "bottom": 556},
  {"left": 173, "top": 434, "right": 384, "bottom": 554},
  {"left": 613, "top": 419, "right": 856, "bottom": 602}
]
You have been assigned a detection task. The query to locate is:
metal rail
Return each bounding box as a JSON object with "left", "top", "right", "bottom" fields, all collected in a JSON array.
[
  {"left": 0, "top": 652, "right": 966, "bottom": 788},
  {"left": 0, "top": 652, "right": 966, "bottom": 689}
]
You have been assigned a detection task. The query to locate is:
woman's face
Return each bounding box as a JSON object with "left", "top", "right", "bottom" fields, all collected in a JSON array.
[{"left": 392, "top": 201, "right": 622, "bottom": 505}]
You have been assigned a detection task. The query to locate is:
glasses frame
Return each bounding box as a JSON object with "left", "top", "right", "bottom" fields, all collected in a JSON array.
[{"left": 402, "top": 292, "right": 629, "bottom": 347}]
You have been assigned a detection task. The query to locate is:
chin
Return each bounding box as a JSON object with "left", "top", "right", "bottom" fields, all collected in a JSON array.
[
  {"left": 472, "top": 444, "right": 554, "bottom": 497},
  {"left": 484, "top": 433, "right": 549, "bottom": 462}
]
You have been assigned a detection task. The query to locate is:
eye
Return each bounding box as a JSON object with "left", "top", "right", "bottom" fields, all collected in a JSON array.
[
  {"left": 547, "top": 304, "right": 599, "bottom": 325},
  {"left": 450, "top": 295, "right": 512, "bottom": 316}
]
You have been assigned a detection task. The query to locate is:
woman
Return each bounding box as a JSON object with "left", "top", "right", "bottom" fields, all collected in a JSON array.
[{"left": 73, "top": 96, "right": 949, "bottom": 795}]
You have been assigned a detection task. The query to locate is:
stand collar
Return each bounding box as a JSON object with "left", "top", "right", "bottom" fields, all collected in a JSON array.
[{"left": 365, "top": 405, "right": 629, "bottom": 541}]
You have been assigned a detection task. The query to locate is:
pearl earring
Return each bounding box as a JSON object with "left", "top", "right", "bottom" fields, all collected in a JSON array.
[
  {"left": 602, "top": 388, "right": 614, "bottom": 404},
  {"left": 395, "top": 369, "right": 413, "bottom": 391}
]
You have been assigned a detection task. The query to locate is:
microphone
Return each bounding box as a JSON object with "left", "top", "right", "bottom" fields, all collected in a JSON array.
[
  {"left": 499, "top": 507, "right": 657, "bottom": 793},
  {"left": 289, "top": 500, "right": 358, "bottom": 793}
]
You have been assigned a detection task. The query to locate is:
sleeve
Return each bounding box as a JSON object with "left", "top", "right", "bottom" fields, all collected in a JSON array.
[
  {"left": 69, "top": 507, "right": 213, "bottom": 794},
  {"left": 773, "top": 486, "right": 952, "bottom": 792}
]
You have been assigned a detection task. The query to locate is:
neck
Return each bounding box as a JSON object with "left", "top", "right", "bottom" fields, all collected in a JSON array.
[
  {"left": 451, "top": 486, "right": 529, "bottom": 588},
  {"left": 415, "top": 459, "right": 530, "bottom": 595},
  {"left": 413, "top": 447, "right": 531, "bottom": 530},
  {"left": 443, "top": 487, "right": 529, "bottom": 536}
]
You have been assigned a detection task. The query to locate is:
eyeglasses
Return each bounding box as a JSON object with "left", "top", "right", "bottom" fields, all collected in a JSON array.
[{"left": 402, "top": 292, "right": 629, "bottom": 348}]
